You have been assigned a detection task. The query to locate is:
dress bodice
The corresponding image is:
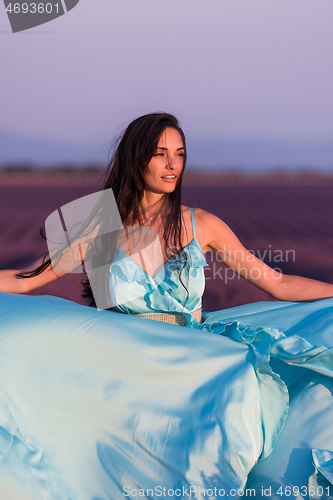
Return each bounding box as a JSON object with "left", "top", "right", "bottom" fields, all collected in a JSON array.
[{"left": 109, "top": 208, "right": 208, "bottom": 327}]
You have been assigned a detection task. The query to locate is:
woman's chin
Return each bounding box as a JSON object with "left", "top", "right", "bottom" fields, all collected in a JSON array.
[{"left": 145, "top": 184, "right": 177, "bottom": 195}]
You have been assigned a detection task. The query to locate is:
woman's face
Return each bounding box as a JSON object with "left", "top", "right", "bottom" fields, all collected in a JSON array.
[{"left": 143, "top": 127, "right": 185, "bottom": 194}]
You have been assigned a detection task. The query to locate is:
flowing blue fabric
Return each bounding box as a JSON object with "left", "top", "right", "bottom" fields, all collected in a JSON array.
[{"left": 1, "top": 209, "right": 333, "bottom": 499}]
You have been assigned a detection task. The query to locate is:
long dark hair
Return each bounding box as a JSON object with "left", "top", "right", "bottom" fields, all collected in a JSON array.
[{"left": 18, "top": 112, "right": 189, "bottom": 308}]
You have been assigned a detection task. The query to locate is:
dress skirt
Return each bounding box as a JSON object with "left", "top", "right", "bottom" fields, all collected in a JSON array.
[{"left": 1, "top": 292, "right": 333, "bottom": 499}]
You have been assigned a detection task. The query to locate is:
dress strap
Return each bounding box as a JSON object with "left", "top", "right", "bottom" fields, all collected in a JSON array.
[
  {"left": 190, "top": 208, "right": 196, "bottom": 239},
  {"left": 124, "top": 226, "right": 132, "bottom": 256}
]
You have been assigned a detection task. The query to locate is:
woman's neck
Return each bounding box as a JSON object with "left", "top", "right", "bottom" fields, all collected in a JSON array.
[{"left": 138, "top": 192, "right": 170, "bottom": 224}]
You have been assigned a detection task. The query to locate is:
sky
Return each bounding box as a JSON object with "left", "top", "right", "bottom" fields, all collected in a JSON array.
[{"left": 1, "top": 0, "right": 333, "bottom": 170}]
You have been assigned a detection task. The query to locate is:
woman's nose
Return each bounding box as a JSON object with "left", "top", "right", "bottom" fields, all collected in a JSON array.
[{"left": 166, "top": 155, "right": 176, "bottom": 169}]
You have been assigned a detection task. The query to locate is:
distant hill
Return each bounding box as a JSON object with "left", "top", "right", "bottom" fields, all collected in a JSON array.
[
  {"left": 0, "top": 130, "right": 333, "bottom": 172},
  {"left": 186, "top": 137, "right": 333, "bottom": 172},
  {"left": 0, "top": 131, "right": 108, "bottom": 168}
]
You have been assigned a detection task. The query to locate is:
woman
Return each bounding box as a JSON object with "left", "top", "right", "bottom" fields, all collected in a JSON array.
[{"left": 1, "top": 112, "right": 333, "bottom": 499}]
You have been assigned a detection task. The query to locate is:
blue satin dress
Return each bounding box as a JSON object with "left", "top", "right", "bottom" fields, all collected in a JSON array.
[{"left": 1, "top": 208, "right": 333, "bottom": 500}]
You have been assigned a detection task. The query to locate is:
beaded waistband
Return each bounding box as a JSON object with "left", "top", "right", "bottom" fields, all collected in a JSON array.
[{"left": 133, "top": 309, "right": 202, "bottom": 326}]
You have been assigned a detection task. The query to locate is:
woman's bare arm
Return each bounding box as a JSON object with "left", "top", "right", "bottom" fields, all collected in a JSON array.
[
  {"left": 0, "top": 261, "right": 66, "bottom": 294},
  {"left": 0, "top": 216, "right": 104, "bottom": 296},
  {"left": 195, "top": 209, "right": 333, "bottom": 302},
  {"left": 272, "top": 273, "right": 333, "bottom": 301},
  {"left": 0, "top": 222, "right": 95, "bottom": 296}
]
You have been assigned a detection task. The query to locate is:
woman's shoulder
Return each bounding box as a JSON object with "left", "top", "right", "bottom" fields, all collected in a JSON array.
[
  {"left": 182, "top": 207, "right": 234, "bottom": 252},
  {"left": 181, "top": 206, "right": 216, "bottom": 221},
  {"left": 181, "top": 206, "right": 228, "bottom": 230},
  {"left": 192, "top": 207, "right": 230, "bottom": 233}
]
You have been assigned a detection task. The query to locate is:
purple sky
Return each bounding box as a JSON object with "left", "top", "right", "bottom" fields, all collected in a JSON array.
[{"left": 1, "top": 0, "right": 333, "bottom": 169}]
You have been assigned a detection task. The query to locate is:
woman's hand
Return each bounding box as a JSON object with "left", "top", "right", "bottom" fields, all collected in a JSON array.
[
  {"left": 0, "top": 269, "right": 26, "bottom": 294},
  {"left": 195, "top": 208, "right": 333, "bottom": 302},
  {"left": 0, "top": 259, "right": 66, "bottom": 294}
]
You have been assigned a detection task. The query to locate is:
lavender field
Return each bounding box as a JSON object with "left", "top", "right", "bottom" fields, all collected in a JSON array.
[{"left": 1, "top": 173, "right": 333, "bottom": 311}]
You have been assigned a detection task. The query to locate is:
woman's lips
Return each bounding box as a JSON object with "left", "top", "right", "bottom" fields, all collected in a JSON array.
[{"left": 161, "top": 175, "right": 177, "bottom": 182}]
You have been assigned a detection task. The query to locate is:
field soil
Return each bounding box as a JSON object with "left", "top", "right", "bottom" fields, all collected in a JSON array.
[{"left": 1, "top": 172, "right": 333, "bottom": 312}]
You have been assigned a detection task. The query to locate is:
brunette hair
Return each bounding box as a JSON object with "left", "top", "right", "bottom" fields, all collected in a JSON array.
[{"left": 18, "top": 112, "right": 190, "bottom": 308}]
